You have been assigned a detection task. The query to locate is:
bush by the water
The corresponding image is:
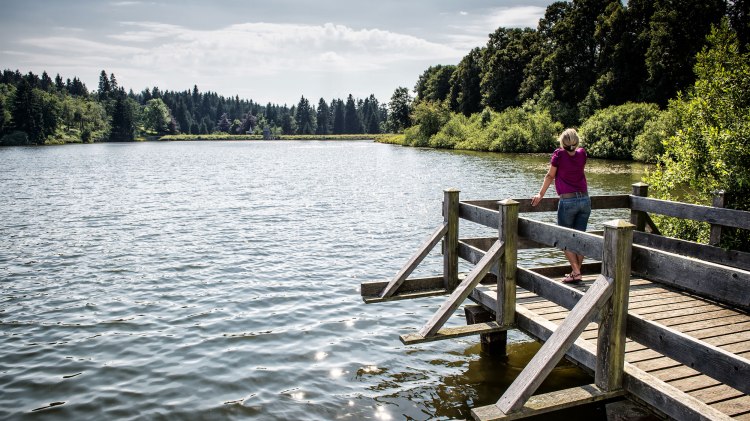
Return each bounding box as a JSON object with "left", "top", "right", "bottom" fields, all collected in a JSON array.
[
  {"left": 632, "top": 110, "right": 678, "bottom": 163},
  {"left": 579, "top": 102, "right": 660, "bottom": 160},
  {"left": 401, "top": 101, "right": 561, "bottom": 153}
]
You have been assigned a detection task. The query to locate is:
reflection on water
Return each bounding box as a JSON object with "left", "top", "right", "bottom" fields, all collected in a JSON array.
[{"left": 0, "top": 141, "right": 646, "bottom": 420}]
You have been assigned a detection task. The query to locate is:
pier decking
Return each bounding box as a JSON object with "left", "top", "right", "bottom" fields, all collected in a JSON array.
[{"left": 361, "top": 184, "right": 750, "bottom": 420}]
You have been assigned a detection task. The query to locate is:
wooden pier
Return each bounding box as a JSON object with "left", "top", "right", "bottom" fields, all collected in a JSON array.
[{"left": 361, "top": 184, "right": 750, "bottom": 420}]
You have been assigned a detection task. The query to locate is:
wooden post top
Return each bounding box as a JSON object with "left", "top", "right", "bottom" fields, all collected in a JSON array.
[
  {"left": 603, "top": 219, "right": 635, "bottom": 230},
  {"left": 632, "top": 182, "right": 649, "bottom": 187},
  {"left": 444, "top": 188, "right": 460, "bottom": 193},
  {"left": 498, "top": 199, "right": 520, "bottom": 206}
]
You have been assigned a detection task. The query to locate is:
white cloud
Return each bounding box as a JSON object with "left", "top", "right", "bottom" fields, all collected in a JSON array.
[
  {"left": 111, "top": 1, "right": 143, "bottom": 6},
  {"left": 487, "top": 6, "right": 545, "bottom": 28},
  {"left": 444, "top": 6, "right": 545, "bottom": 50},
  {"left": 9, "top": 21, "right": 464, "bottom": 103}
]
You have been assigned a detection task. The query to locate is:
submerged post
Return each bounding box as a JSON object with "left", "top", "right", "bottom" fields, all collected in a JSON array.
[
  {"left": 497, "top": 199, "right": 519, "bottom": 327},
  {"left": 596, "top": 219, "right": 634, "bottom": 391},
  {"left": 443, "top": 188, "right": 460, "bottom": 291},
  {"left": 630, "top": 183, "right": 649, "bottom": 232},
  {"left": 710, "top": 190, "right": 726, "bottom": 246}
]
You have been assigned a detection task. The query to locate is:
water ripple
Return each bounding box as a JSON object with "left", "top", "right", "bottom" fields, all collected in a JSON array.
[{"left": 0, "top": 141, "right": 645, "bottom": 420}]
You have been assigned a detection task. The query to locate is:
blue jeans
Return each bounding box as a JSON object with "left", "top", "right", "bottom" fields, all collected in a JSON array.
[{"left": 557, "top": 196, "right": 591, "bottom": 232}]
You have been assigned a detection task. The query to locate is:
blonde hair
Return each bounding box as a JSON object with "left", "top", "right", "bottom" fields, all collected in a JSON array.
[{"left": 558, "top": 128, "right": 580, "bottom": 149}]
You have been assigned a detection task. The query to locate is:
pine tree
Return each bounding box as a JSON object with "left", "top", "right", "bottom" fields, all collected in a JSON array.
[
  {"left": 344, "top": 94, "right": 362, "bottom": 134},
  {"left": 316, "top": 98, "right": 330, "bottom": 134},
  {"left": 98, "top": 70, "right": 110, "bottom": 100}
]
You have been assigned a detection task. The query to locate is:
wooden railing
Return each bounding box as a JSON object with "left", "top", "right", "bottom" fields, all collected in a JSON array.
[{"left": 360, "top": 183, "right": 750, "bottom": 420}]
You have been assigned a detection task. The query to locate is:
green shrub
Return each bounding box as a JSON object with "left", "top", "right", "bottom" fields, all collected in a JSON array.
[
  {"left": 1, "top": 130, "right": 29, "bottom": 146},
  {"left": 481, "top": 107, "right": 561, "bottom": 153},
  {"left": 579, "top": 102, "right": 660, "bottom": 160},
  {"left": 632, "top": 110, "right": 678, "bottom": 163},
  {"left": 429, "top": 113, "right": 471, "bottom": 149},
  {"left": 645, "top": 21, "right": 750, "bottom": 251}
]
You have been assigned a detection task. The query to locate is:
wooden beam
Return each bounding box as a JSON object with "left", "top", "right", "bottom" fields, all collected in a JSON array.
[
  {"left": 633, "top": 230, "right": 750, "bottom": 271},
  {"left": 630, "top": 195, "right": 750, "bottom": 231},
  {"left": 517, "top": 217, "right": 603, "bottom": 260},
  {"left": 459, "top": 202, "right": 499, "bottom": 229},
  {"left": 400, "top": 321, "right": 510, "bottom": 345},
  {"left": 418, "top": 240, "right": 505, "bottom": 338},
  {"left": 472, "top": 384, "right": 625, "bottom": 421},
  {"left": 461, "top": 195, "right": 630, "bottom": 215},
  {"left": 361, "top": 275, "right": 445, "bottom": 299},
  {"left": 496, "top": 275, "right": 614, "bottom": 413},
  {"left": 379, "top": 223, "right": 448, "bottom": 298},
  {"left": 459, "top": 240, "right": 492, "bottom": 267},
  {"left": 364, "top": 288, "right": 449, "bottom": 304}
]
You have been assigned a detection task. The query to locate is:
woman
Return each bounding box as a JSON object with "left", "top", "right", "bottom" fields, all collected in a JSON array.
[{"left": 530, "top": 128, "right": 591, "bottom": 283}]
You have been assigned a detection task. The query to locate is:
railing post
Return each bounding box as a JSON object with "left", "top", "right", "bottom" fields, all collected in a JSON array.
[
  {"left": 710, "top": 190, "right": 726, "bottom": 246},
  {"left": 596, "top": 219, "right": 634, "bottom": 392},
  {"left": 443, "top": 188, "right": 460, "bottom": 291},
  {"left": 497, "top": 199, "right": 518, "bottom": 327},
  {"left": 630, "top": 182, "right": 649, "bottom": 231}
]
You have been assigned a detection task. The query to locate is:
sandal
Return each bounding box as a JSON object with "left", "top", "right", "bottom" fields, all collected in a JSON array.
[{"left": 562, "top": 272, "right": 582, "bottom": 284}]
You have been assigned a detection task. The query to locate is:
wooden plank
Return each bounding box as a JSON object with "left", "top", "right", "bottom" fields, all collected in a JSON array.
[
  {"left": 380, "top": 223, "right": 448, "bottom": 298},
  {"left": 666, "top": 313, "right": 750, "bottom": 332},
  {"left": 626, "top": 316, "right": 750, "bottom": 395},
  {"left": 418, "top": 240, "right": 505, "bottom": 338},
  {"left": 630, "top": 195, "right": 750, "bottom": 231},
  {"left": 518, "top": 217, "right": 603, "bottom": 260},
  {"left": 633, "top": 231, "right": 750, "bottom": 271},
  {"left": 471, "top": 384, "right": 625, "bottom": 421},
  {"left": 711, "top": 395, "right": 750, "bottom": 416},
  {"left": 511, "top": 266, "right": 750, "bottom": 396},
  {"left": 502, "top": 302, "right": 735, "bottom": 421},
  {"left": 496, "top": 275, "right": 614, "bottom": 413},
  {"left": 363, "top": 288, "right": 449, "bottom": 304},
  {"left": 361, "top": 275, "right": 445, "bottom": 297},
  {"left": 400, "top": 321, "right": 510, "bottom": 345},
  {"left": 461, "top": 236, "right": 547, "bottom": 252},
  {"left": 631, "top": 243, "right": 750, "bottom": 311},
  {"left": 459, "top": 240, "right": 491, "bottom": 267},
  {"left": 459, "top": 202, "right": 499, "bottom": 229},
  {"left": 690, "top": 384, "right": 745, "bottom": 404}
]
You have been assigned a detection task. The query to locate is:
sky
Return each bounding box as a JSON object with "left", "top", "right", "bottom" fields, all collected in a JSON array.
[{"left": 0, "top": 0, "right": 556, "bottom": 105}]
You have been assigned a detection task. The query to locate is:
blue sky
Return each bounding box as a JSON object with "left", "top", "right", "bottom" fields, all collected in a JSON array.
[{"left": 0, "top": 0, "right": 555, "bottom": 105}]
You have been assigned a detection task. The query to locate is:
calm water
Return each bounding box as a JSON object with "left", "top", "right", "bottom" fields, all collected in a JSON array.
[{"left": 0, "top": 141, "right": 647, "bottom": 420}]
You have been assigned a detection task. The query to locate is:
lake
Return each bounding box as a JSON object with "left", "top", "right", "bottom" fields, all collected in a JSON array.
[{"left": 0, "top": 140, "right": 648, "bottom": 420}]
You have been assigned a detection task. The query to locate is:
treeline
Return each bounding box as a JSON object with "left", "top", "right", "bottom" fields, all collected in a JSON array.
[
  {"left": 0, "top": 69, "right": 389, "bottom": 145},
  {"left": 387, "top": 0, "right": 748, "bottom": 162}
]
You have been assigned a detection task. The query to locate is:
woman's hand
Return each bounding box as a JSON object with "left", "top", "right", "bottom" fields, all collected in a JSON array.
[{"left": 531, "top": 194, "right": 542, "bottom": 207}]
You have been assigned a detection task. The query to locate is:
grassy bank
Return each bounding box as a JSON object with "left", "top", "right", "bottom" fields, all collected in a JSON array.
[{"left": 159, "top": 134, "right": 383, "bottom": 141}]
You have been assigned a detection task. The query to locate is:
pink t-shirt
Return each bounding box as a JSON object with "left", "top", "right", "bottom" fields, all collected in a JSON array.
[{"left": 551, "top": 148, "right": 588, "bottom": 195}]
